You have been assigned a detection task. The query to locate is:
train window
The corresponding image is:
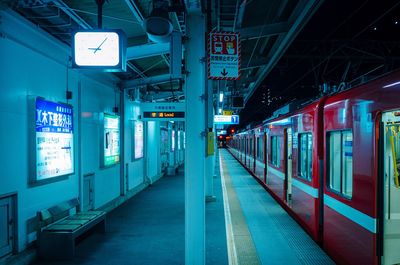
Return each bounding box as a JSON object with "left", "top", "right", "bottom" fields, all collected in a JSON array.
[
  {"left": 298, "top": 133, "right": 313, "bottom": 181},
  {"left": 257, "top": 137, "right": 263, "bottom": 160},
  {"left": 271, "top": 136, "right": 280, "bottom": 167},
  {"left": 327, "top": 130, "right": 353, "bottom": 198}
]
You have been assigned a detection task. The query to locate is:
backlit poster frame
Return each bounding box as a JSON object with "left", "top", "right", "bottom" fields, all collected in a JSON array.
[
  {"left": 29, "top": 97, "right": 74, "bottom": 185},
  {"left": 171, "top": 130, "right": 175, "bottom": 152},
  {"left": 133, "top": 120, "right": 144, "bottom": 160},
  {"left": 177, "top": 130, "right": 181, "bottom": 150},
  {"left": 160, "top": 128, "right": 169, "bottom": 154},
  {"left": 101, "top": 113, "right": 120, "bottom": 167}
]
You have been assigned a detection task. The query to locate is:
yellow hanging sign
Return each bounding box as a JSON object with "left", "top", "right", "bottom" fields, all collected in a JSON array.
[
  {"left": 207, "top": 132, "right": 215, "bottom": 156},
  {"left": 223, "top": 110, "right": 233, "bottom": 115}
]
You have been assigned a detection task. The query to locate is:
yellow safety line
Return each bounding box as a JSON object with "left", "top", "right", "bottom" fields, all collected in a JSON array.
[
  {"left": 220, "top": 152, "right": 239, "bottom": 265},
  {"left": 220, "top": 151, "right": 261, "bottom": 265}
]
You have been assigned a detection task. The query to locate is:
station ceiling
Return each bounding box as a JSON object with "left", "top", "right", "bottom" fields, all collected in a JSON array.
[{"left": 2, "top": 0, "right": 399, "bottom": 128}]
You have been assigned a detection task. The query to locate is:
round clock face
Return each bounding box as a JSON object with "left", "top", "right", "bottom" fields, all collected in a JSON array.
[{"left": 74, "top": 32, "right": 120, "bottom": 67}]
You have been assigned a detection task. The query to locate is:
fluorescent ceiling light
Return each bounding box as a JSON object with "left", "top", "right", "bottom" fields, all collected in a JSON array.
[{"left": 383, "top": 81, "right": 400, "bottom": 88}]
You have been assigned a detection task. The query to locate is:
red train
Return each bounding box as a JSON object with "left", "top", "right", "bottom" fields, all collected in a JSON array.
[{"left": 228, "top": 69, "right": 400, "bottom": 265}]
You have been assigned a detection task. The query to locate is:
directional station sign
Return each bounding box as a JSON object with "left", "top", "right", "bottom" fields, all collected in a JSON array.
[
  {"left": 208, "top": 32, "right": 240, "bottom": 80},
  {"left": 141, "top": 102, "right": 185, "bottom": 121},
  {"left": 214, "top": 115, "right": 239, "bottom": 124}
]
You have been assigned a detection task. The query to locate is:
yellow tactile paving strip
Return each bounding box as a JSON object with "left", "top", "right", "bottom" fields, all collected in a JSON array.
[{"left": 220, "top": 152, "right": 261, "bottom": 265}]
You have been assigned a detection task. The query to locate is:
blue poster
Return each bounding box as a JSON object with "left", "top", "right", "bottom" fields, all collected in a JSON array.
[
  {"left": 36, "top": 98, "right": 73, "bottom": 133},
  {"left": 35, "top": 98, "right": 74, "bottom": 180}
]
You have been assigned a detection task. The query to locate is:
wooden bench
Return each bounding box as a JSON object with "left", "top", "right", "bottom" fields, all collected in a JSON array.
[{"left": 36, "top": 198, "right": 106, "bottom": 260}]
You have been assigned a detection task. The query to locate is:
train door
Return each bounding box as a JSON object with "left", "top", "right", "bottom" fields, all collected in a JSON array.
[
  {"left": 381, "top": 111, "right": 400, "bottom": 265},
  {"left": 285, "top": 128, "right": 293, "bottom": 205},
  {"left": 0, "top": 195, "right": 15, "bottom": 258},
  {"left": 253, "top": 135, "right": 257, "bottom": 172},
  {"left": 245, "top": 137, "right": 248, "bottom": 165},
  {"left": 264, "top": 132, "right": 268, "bottom": 184}
]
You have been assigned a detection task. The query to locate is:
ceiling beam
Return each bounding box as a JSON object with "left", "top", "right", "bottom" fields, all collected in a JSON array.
[
  {"left": 241, "top": 57, "right": 270, "bottom": 70},
  {"left": 52, "top": 0, "right": 91, "bottom": 29},
  {"left": 122, "top": 74, "right": 179, "bottom": 89},
  {"left": 126, "top": 42, "right": 170, "bottom": 60},
  {"left": 235, "top": 0, "right": 247, "bottom": 29},
  {"left": 239, "top": 22, "right": 289, "bottom": 40},
  {"left": 244, "top": 0, "right": 325, "bottom": 103},
  {"left": 123, "top": 0, "right": 144, "bottom": 22}
]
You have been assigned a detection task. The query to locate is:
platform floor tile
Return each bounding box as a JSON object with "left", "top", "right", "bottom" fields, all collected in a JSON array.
[{"left": 219, "top": 149, "right": 335, "bottom": 265}]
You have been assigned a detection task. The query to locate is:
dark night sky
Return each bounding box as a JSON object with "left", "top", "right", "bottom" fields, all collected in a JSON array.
[{"left": 237, "top": 0, "right": 400, "bottom": 130}]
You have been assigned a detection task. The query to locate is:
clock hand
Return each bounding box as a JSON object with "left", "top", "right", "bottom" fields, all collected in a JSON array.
[{"left": 93, "top": 37, "right": 108, "bottom": 53}]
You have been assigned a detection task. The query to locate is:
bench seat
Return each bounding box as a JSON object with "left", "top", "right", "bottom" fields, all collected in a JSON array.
[{"left": 37, "top": 199, "right": 106, "bottom": 260}]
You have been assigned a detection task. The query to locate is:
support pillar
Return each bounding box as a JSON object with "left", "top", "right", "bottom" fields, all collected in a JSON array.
[
  {"left": 205, "top": 79, "right": 215, "bottom": 201},
  {"left": 185, "top": 12, "right": 206, "bottom": 265}
]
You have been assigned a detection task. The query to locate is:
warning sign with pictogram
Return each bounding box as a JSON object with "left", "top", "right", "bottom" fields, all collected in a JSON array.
[{"left": 208, "top": 32, "right": 241, "bottom": 80}]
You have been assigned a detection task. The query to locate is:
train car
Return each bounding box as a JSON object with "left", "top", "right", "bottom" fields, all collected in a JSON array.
[
  {"left": 264, "top": 116, "right": 289, "bottom": 203},
  {"left": 228, "top": 69, "right": 400, "bottom": 265},
  {"left": 263, "top": 98, "right": 325, "bottom": 241},
  {"left": 322, "top": 71, "right": 400, "bottom": 265}
]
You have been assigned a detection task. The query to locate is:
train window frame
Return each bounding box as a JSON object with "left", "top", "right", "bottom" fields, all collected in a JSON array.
[
  {"left": 327, "top": 130, "right": 353, "bottom": 199},
  {"left": 298, "top": 132, "right": 313, "bottom": 182},
  {"left": 271, "top": 135, "right": 280, "bottom": 168},
  {"left": 257, "top": 136, "right": 263, "bottom": 160},
  {"left": 250, "top": 137, "right": 253, "bottom": 156}
]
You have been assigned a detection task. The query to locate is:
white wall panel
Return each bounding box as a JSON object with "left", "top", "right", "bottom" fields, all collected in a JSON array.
[
  {"left": 124, "top": 98, "right": 145, "bottom": 190},
  {"left": 0, "top": 15, "right": 79, "bottom": 251},
  {"left": 147, "top": 121, "right": 161, "bottom": 180},
  {"left": 80, "top": 76, "right": 121, "bottom": 209},
  {"left": 0, "top": 10, "right": 121, "bottom": 251}
]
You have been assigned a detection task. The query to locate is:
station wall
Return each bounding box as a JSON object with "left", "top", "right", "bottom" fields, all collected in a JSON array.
[{"left": 0, "top": 10, "right": 177, "bottom": 254}]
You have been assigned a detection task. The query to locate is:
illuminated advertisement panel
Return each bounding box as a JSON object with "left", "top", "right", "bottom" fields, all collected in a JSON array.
[
  {"left": 103, "top": 114, "right": 120, "bottom": 166},
  {"left": 171, "top": 130, "right": 175, "bottom": 152},
  {"left": 178, "top": 131, "right": 181, "bottom": 150},
  {"left": 35, "top": 98, "right": 74, "bottom": 181},
  {"left": 161, "top": 128, "right": 168, "bottom": 154},
  {"left": 134, "top": 120, "right": 144, "bottom": 159}
]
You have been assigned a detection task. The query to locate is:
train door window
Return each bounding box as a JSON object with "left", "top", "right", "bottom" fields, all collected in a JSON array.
[
  {"left": 257, "top": 137, "right": 261, "bottom": 160},
  {"left": 327, "top": 130, "right": 353, "bottom": 198},
  {"left": 250, "top": 138, "right": 253, "bottom": 155},
  {"left": 271, "top": 136, "right": 280, "bottom": 167},
  {"left": 382, "top": 113, "right": 400, "bottom": 265},
  {"left": 250, "top": 138, "right": 252, "bottom": 155},
  {"left": 298, "top": 133, "right": 313, "bottom": 181}
]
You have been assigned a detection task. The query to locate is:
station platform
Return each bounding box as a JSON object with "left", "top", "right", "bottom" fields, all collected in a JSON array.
[
  {"left": 32, "top": 149, "right": 333, "bottom": 265},
  {"left": 219, "top": 149, "right": 334, "bottom": 265}
]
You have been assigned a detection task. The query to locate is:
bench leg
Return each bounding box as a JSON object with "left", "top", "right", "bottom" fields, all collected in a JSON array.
[
  {"left": 38, "top": 232, "right": 75, "bottom": 260},
  {"left": 95, "top": 218, "right": 107, "bottom": 233}
]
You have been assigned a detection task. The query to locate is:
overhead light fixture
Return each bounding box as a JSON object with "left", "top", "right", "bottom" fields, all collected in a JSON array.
[
  {"left": 219, "top": 92, "right": 224, "bottom": 103},
  {"left": 218, "top": 108, "right": 222, "bottom": 114},
  {"left": 143, "top": 0, "right": 173, "bottom": 43},
  {"left": 383, "top": 81, "right": 400, "bottom": 88}
]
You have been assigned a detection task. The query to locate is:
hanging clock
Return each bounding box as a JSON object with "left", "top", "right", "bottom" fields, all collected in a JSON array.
[{"left": 72, "top": 29, "right": 126, "bottom": 71}]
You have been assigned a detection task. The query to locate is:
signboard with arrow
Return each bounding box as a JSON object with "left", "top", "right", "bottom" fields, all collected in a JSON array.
[{"left": 208, "top": 32, "right": 241, "bottom": 80}]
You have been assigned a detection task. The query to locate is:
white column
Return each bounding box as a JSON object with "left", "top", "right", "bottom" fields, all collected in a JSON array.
[
  {"left": 205, "top": 80, "right": 215, "bottom": 200},
  {"left": 185, "top": 13, "right": 206, "bottom": 265}
]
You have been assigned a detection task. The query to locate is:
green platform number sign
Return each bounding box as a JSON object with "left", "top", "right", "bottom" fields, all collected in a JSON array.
[{"left": 103, "top": 114, "right": 120, "bottom": 166}]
